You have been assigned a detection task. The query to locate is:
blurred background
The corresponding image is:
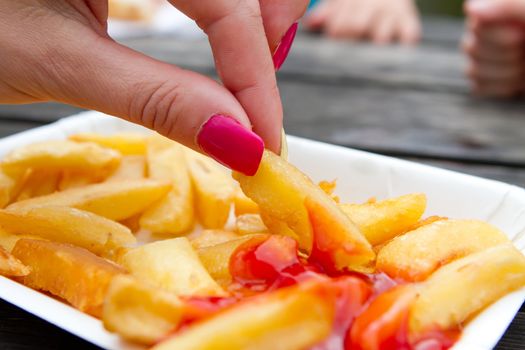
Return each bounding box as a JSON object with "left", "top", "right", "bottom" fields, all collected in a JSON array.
[{"left": 417, "top": 0, "right": 463, "bottom": 17}]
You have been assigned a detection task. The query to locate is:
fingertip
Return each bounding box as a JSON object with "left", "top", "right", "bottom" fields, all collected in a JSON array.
[
  {"left": 254, "top": 117, "right": 282, "bottom": 155},
  {"left": 465, "top": 0, "right": 493, "bottom": 17}
]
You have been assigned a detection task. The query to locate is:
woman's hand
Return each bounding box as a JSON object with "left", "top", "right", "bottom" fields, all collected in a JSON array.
[
  {"left": 464, "top": 0, "right": 525, "bottom": 98},
  {"left": 0, "top": 0, "right": 307, "bottom": 175},
  {"left": 304, "top": 0, "right": 420, "bottom": 45}
]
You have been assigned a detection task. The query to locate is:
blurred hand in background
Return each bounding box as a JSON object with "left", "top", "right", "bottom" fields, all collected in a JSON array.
[
  {"left": 304, "top": 0, "right": 421, "bottom": 45},
  {"left": 464, "top": 0, "right": 525, "bottom": 98}
]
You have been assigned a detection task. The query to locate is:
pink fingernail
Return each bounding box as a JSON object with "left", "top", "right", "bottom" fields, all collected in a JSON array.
[
  {"left": 197, "top": 115, "right": 264, "bottom": 176},
  {"left": 273, "top": 23, "right": 299, "bottom": 71}
]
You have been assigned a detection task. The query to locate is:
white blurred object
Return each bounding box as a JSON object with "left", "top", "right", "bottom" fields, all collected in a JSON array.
[{"left": 108, "top": 3, "right": 205, "bottom": 39}]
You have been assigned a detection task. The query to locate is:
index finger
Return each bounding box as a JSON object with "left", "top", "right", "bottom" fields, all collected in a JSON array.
[{"left": 170, "top": 0, "right": 284, "bottom": 153}]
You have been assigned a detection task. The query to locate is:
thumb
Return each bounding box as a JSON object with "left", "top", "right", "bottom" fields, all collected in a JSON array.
[
  {"left": 466, "top": 0, "right": 525, "bottom": 22},
  {"left": 46, "top": 34, "right": 264, "bottom": 176}
]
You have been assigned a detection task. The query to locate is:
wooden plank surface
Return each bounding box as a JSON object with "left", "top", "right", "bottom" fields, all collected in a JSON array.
[{"left": 3, "top": 19, "right": 525, "bottom": 166}]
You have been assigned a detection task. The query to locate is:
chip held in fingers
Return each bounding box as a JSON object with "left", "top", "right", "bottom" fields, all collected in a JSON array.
[{"left": 234, "top": 150, "right": 375, "bottom": 273}]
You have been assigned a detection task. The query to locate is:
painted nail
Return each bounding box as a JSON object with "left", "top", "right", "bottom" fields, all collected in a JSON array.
[
  {"left": 273, "top": 23, "right": 299, "bottom": 71},
  {"left": 197, "top": 114, "right": 264, "bottom": 176}
]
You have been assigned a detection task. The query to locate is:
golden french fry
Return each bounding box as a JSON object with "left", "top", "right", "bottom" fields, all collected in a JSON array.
[
  {"left": 318, "top": 180, "right": 339, "bottom": 202},
  {"left": 12, "top": 239, "right": 125, "bottom": 317},
  {"left": 197, "top": 234, "right": 269, "bottom": 286},
  {"left": 108, "top": 0, "right": 155, "bottom": 21},
  {"left": 305, "top": 195, "right": 375, "bottom": 273},
  {"left": 0, "top": 206, "right": 136, "bottom": 255},
  {"left": 409, "top": 244, "right": 525, "bottom": 336},
  {"left": 233, "top": 187, "right": 259, "bottom": 216},
  {"left": 15, "top": 169, "right": 60, "bottom": 201},
  {"left": 234, "top": 151, "right": 374, "bottom": 273},
  {"left": 340, "top": 193, "right": 426, "bottom": 246},
  {"left": 1, "top": 140, "right": 121, "bottom": 176},
  {"left": 0, "top": 169, "right": 29, "bottom": 208},
  {"left": 58, "top": 170, "right": 102, "bottom": 191},
  {"left": 119, "top": 213, "right": 142, "bottom": 233},
  {"left": 120, "top": 237, "right": 225, "bottom": 297},
  {"left": 152, "top": 280, "right": 334, "bottom": 350},
  {"left": 8, "top": 179, "right": 171, "bottom": 221},
  {"left": 0, "top": 245, "right": 30, "bottom": 277},
  {"left": 0, "top": 229, "right": 43, "bottom": 252},
  {"left": 105, "top": 155, "right": 146, "bottom": 182},
  {"left": 280, "top": 128, "right": 288, "bottom": 160},
  {"left": 377, "top": 219, "right": 510, "bottom": 281},
  {"left": 69, "top": 133, "right": 147, "bottom": 155},
  {"left": 140, "top": 136, "right": 194, "bottom": 235},
  {"left": 103, "top": 275, "right": 185, "bottom": 345},
  {"left": 233, "top": 151, "right": 313, "bottom": 251},
  {"left": 186, "top": 150, "right": 235, "bottom": 229},
  {"left": 190, "top": 229, "right": 240, "bottom": 250},
  {"left": 235, "top": 214, "right": 268, "bottom": 235}
]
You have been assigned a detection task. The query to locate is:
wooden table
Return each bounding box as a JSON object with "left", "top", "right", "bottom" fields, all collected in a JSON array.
[{"left": 0, "top": 17, "right": 524, "bottom": 349}]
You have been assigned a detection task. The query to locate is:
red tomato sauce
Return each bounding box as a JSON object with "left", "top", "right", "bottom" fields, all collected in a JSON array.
[
  {"left": 228, "top": 235, "right": 459, "bottom": 350},
  {"left": 166, "top": 235, "right": 459, "bottom": 349}
]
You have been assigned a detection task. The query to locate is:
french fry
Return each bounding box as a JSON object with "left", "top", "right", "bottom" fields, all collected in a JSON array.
[
  {"left": 12, "top": 239, "right": 125, "bottom": 317},
  {"left": 190, "top": 229, "right": 240, "bottom": 250},
  {"left": 186, "top": 150, "right": 236, "bottom": 229},
  {"left": 235, "top": 214, "right": 268, "bottom": 235},
  {"left": 339, "top": 193, "right": 426, "bottom": 246},
  {"left": 409, "top": 244, "right": 525, "bottom": 337},
  {"left": 108, "top": 0, "right": 156, "bottom": 21},
  {"left": 15, "top": 169, "right": 60, "bottom": 201},
  {"left": 140, "top": 136, "right": 194, "bottom": 235},
  {"left": 234, "top": 151, "right": 374, "bottom": 273},
  {"left": 0, "top": 169, "right": 28, "bottom": 208},
  {"left": 233, "top": 151, "right": 313, "bottom": 251},
  {"left": 58, "top": 170, "right": 101, "bottom": 191},
  {"left": 376, "top": 219, "right": 510, "bottom": 281},
  {"left": 120, "top": 237, "right": 225, "bottom": 296},
  {"left": 318, "top": 180, "right": 339, "bottom": 202},
  {"left": 0, "top": 206, "right": 136, "bottom": 255},
  {"left": 305, "top": 196, "right": 375, "bottom": 273},
  {"left": 103, "top": 275, "right": 185, "bottom": 344},
  {"left": 0, "top": 229, "right": 43, "bottom": 252},
  {"left": 1, "top": 140, "right": 121, "bottom": 176},
  {"left": 152, "top": 280, "right": 335, "bottom": 350},
  {"left": 0, "top": 246, "right": 30, "bottom": 277},
  {"left": 105, "top": 155, "right": 146, "bottom": 182},
  {"left": 8, "top": 179, "right": 171, "bottom": 221},
  {"left": 350, "top": 285, "right": 418, "bottom": 350},
  {"left": 69, "top": 133, "right": 147, "bottom": 155},
  {"left": 119, "top": 213, "right": 142, "bottom": 233},
  {"left": 197, "top": 234, "right": 269, "bottom": 286},
  {"left": 233, "top": 187, "right": 259, "bottom": 216}
]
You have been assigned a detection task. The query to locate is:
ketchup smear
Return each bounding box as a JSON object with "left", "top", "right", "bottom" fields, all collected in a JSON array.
[{"left": 168, "top": 235, "right": 458, "bottom": 350}]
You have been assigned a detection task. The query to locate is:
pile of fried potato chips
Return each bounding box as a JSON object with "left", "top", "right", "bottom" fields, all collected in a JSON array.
[{"left": 0, "top": 132, "right": 523, "bottom": 350}]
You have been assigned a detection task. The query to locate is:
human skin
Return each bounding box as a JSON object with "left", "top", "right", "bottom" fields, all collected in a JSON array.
[
  {"left": 0, "top": 0, "right": 308, "bottom": 174},
  {"left": 464, "top": 0, "right": 525, "bottom": 98},
  {"left": 304, "top": 0, "right": 421, "bottom": 45}
]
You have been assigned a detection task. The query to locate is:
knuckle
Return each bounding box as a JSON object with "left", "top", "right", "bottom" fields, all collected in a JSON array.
[
  {"left": 129, "top": 81, "right": 182, "bottom": 136},
  {"left": 197, "top": 0, "right": 262, "bottom": 31}
]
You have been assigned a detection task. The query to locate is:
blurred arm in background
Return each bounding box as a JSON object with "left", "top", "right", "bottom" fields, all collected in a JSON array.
[
  {"left": 464, "top": 0, "right": 525, "bottom": 98},
  {"left": 304, "top": 0, "right": 421, "bottom": 45}
]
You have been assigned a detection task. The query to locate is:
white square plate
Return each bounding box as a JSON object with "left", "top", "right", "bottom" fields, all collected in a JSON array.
[{"left": 0, "top": 111, "right": 523, "bottom": 350}]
